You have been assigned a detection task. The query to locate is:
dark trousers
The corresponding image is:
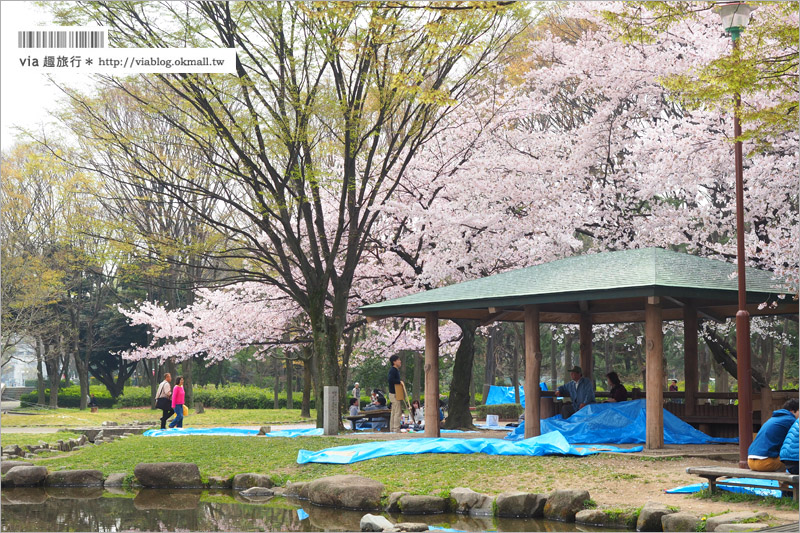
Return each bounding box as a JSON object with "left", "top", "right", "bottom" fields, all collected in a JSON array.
[{"left": 160, "top": 407, "right": 175, "bottom": 429}]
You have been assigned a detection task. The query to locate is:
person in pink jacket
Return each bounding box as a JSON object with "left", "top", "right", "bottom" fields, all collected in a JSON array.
[{"left": 168, "top": 376, "right": 185, "bottom": 429}]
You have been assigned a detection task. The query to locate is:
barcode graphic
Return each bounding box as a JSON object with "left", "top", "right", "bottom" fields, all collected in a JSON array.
[{"left": 18, "top": 30, "right": 105, "bottom": 48}]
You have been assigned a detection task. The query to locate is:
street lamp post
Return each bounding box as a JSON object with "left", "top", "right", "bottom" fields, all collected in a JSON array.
[{"left": 715, "top": 1, "right": 755, "bottom": 469}]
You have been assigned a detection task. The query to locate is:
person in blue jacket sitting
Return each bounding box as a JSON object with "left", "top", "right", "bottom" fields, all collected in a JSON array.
[
  {"left": 748, "top": 398, "right": 799, "bottom": 472},
  {"left": 779, "top": 418, "right": 799, "bottom": 475}
]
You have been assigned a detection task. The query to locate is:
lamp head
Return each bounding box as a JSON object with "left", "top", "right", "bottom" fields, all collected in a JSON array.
[{"left": 714, "top": 2, "right": 755, "bottom": 40}]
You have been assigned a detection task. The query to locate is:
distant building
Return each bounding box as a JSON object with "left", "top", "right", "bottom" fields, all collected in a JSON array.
[{"left": 1, "top": 341, "right": 38, "bottom": 387}]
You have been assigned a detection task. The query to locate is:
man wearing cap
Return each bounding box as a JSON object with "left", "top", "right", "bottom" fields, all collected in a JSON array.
[{"left": 557, "top": 365, "right": 595, "bottom": 419}]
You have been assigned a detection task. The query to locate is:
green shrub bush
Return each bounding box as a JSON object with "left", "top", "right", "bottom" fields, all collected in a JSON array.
[
  {"left": 474, "top": 403, "right": 523, "bottom": 419},
  {"left": 20, "top": 385, "right": 115, "bottom": 408},
  {"left": 113, "top": 385, "right": 316, "bottom": 410}
]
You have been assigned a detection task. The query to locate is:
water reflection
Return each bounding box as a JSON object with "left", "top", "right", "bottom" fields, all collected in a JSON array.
[{"left": 1, "top": 487, "right": 616, "bottom": 532}]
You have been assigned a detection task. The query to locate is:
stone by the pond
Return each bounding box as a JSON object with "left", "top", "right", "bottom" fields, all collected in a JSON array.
[
  {"left": 397, "top": 494, "right": 449, "bottom": 514},
  {"left": 386, "top": 491, "right": 409, "bottom": 513},
  {"left": 104, "top": 473, "right": 127, "bottom": 487},
  {"left": 662, "top": 512, "right": 702, "bottom": 532},
  {"left": 576, "top": 509, "right": 638, "bottom": 529},
  {"left": 207, "top": 476, "right": 232, "bottom": 489},
  {"left": 257, "top": 426, "right": 271, "bottom": 435},
  {"left": 134, "top": 462, "right": 202, "bottom": 488},
  {"left": 495, "top": 491, "right": 546, "bottom": 518},
  {"left": 1, "top": 461, "right": 33, "bottom": 475},
  {"left": 386, "top": 523, "right": 429, "bottom": 532},
  {"left": 705, "top": 511, "right": 768, "bottom": 533},
  {"left": 359, "top": 513, "right": 393, "bottom": 532},
  {"left": 133, "top": 488, "right": 202, "bottom": 510},
  {"left": 232, "top": 473, "right": 273, "bottom": 490},
  {"left": 3, "top": 445, "right": 23, "bottom": 457},
  {"left": 3, "top": 466, "right": 48, "bottom": 487},
  {"left": 307, "top": 474, "right": 385, "bottom": 510},
  {"left": 449, "top": 487, "right": 493, "bottom": 516},
  {"left": 46, "top": 469, "right": 104, "bottom": 486},
  {"left": 240, "top": 487, "right": 274, "bottom": 497},
  {"left": 723, "top": 523, "right": 769, "bottom": 532},
  {"left": 637, "top": 501, "right": 677, "bottom": 532},
  {"left": 284, "top": 481, "right": 309, "bottom": 499},
  {"left": 543, "top": 489, "right": 590, "bottom": 522}
]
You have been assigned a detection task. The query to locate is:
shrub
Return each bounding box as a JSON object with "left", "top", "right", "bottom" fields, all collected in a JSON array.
[
  {"left": 115, "top": 385, "right": 316, "bottom": 410},
  {"left": 474, "top": 403, "right": 523, "bottom": 419},
  {"left": 20, "top": 385, "right": 114, "bottom": 408}
]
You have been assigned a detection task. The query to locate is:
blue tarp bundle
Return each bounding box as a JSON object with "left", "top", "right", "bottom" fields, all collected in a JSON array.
[
  {"left": 484, "top": 384, "right": 547, "bottom": 407},
  {"left": 666, "top": 478, "right": 783, "bottom": 498},
  {"left": 505, "top": 399, "right": 738, "bottom": 445},
  {"left": 296, "top": 431, "right": 642, "bottom": 464},
  {"left": 143, "top": 427, "right": 324, "bottom": 438}
]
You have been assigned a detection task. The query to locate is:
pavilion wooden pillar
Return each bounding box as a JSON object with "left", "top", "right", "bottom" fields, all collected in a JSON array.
[
  {"left": 645, "top": 297, "right": 664, "bottom": 449},
  {"left": 579, "top": 313, "right": 593, "bottom": 382},
  {"left": 424, "top": 312, "right": 440, "bottom": 438},
  {"left": 524, "top": 305, "right": 542, "bottom": 438},
  {"left": 683, "top": 300, "right": 698, "bottom": 417}
]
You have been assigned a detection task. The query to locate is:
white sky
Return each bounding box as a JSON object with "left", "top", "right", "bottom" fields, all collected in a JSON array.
[{"left": 1, "top": 1, "right": 97, "bottom": 151}]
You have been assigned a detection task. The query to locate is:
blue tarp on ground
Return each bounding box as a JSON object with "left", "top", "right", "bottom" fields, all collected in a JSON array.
[
  {"left": 143, "top": 427, "right": 324, "bottom": 438},
  {"left": 296, "top": 431, "right": 642, "bottom": 464},
  {"left": 666, "top": 478, "right": 783, "bottom": 498},
  {"left": 484, "top": 384, "right": 547, "bottom": 406},
  {"left": 505, "top": 399, "right": 738, "bottom": 445}
]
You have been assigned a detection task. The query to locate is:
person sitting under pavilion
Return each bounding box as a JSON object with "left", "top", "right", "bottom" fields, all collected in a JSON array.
[{"left": 557, "top": 365, "right": 595, "bottom": 418}]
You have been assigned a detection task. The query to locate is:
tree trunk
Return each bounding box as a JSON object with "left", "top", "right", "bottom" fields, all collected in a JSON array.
[
  {"left": 482, "top": 325, "right": 497, "bottom": 404},
  {"left": 564, "top": 333, "right": 573, "bottom": 373},
  {"left": 36, "top": 336, "right": 45, "bottom": 405},
  {"left": 286, "top": 357, "right": 294, "bottom": 409},
  {"left": 444, "top": 319, "right": 478, "bottom": 429},
  {"left": 699, "top": 343, "right": 711, "bottom": 393},
  {"left": 512, "top": 328, "right": 520, "bottom": 405},
  {"left": 73, "top": 335, "right": 89, "bottom": 411},
  {"left": 414, "top": 352, "right": 422, "bottom": 403},
  {"left": 550, "top": 332, "right": 558, "bottom": 391},
  {"left": 777, "top": 320, "right": 787, "bottom": 390},
  {"left": 301, "top": 346, "right": 312, "bottom": 418},
  {"left": 273, "top": 356, "right": 281, "bottom": 410},
  {"left": 308, "top": 303, "right": 344, "bottom": 427},
  {"left": 182, "top": 358, "right": 193, "bottom": 407}
]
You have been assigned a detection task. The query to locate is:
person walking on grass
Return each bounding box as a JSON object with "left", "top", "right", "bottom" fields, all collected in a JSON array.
[
  {"left": 168, "top": 376, "right": 186, "bottom": 429},
  {"left": 387, "top": 354, "right": 404, "bottom": 433},
  {"left": 155, "top": 373, "right": 174, "bottom": 429}
]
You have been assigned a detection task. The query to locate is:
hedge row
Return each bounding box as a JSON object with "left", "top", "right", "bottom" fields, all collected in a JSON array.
[
  {"left": 474, "top": 403, "right": 523, "bottom": 419},
  {"left": 22, "top": 385, "right": 317, "bottom": 410},
  {"left": 20, "top": 386, "right": 115, "bottom": 408}
]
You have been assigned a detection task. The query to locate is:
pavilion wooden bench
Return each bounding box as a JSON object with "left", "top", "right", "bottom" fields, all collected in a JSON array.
[
  {"left": 686, "top": 466, "right": 798, "bottom": 501},
  {"left": 345, "top": 409, "right": 391, "bottom": 431}
]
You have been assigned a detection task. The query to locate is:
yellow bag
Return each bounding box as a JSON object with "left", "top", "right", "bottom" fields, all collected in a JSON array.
[
  {"left": 183, "top": 405, "right": 189, "bottom": 416},
  {"left": 395, "top": 382, "right": 406, "bottom": 401}
]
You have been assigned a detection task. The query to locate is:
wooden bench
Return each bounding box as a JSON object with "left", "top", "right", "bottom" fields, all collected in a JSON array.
[
  {"left": 686, "top": 466, "right": 799, "bottom": 501},
  {"left": 345, "top": 409, "right": 391, "bottom": 431}
]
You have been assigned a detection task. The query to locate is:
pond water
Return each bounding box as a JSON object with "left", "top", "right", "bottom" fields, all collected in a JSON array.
[{"left": 1, "top": 487, "right": 616, "bottom": 532}]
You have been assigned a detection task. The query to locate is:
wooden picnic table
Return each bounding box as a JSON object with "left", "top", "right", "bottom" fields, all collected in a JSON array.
[{"left": 345, "top": 409, "right": 391, "bottom": 431}]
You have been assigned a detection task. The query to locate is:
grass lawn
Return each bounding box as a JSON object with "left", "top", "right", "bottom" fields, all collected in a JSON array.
[
  {"left": 1, "top": 432, "right": 83, "bottom": 448},
  {"left": 1, "top": 408, "right": 316, "bottom": 427},
  {"left": 30, "top": 433, "right": 608, "bottom": 495},
  {"left": 5, "top": 433, "right": 797, "bottom": 522}
]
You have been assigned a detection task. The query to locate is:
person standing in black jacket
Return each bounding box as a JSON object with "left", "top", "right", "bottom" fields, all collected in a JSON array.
[{"left": 387, "top": 355, "right": 404, "bottom": 433}]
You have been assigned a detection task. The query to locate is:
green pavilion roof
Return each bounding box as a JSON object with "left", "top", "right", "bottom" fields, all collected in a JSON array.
[{"left": 361, "top": 248, "right": 796, "bottom": 322}]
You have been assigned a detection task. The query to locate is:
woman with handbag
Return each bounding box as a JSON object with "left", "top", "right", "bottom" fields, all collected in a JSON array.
[
  {"left": 155, "top": 373, "right": 174, "bottom": 429},
  {"left": 168, "top": 376, "right": 186, "bottom": 429}
]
